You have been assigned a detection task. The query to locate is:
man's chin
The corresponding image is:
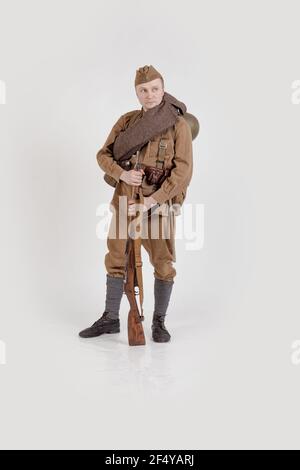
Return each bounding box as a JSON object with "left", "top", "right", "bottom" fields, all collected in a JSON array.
[{"left": 145, "top": 100, "right": 162, "bottom": 110}]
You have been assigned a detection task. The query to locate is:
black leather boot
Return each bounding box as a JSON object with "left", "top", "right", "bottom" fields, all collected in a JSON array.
[
  {"left": 152, "top": 315, "right": 171, "bottom": 342},
  {"left": 79, "top": 275, "right": 124, "bottom": 338},
  {"left": 79, "top": 311, "right": 120, "bottom": 338},
  {"left": 151, "top": 278, "right": 174, "bottom": 343}
]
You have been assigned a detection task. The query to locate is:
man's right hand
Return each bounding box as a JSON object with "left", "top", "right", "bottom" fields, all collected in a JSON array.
[{"left": 120, "top": 169, "right": 145, "bottom": 186}]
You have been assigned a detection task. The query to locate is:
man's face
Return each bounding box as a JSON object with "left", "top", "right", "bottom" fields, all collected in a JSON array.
[{"left": 135, "top": 78, "right": 164, "bottom": 112}]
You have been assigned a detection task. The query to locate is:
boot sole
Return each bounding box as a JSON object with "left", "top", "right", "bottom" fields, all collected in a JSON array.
[
  {"left": 79, "top": 328, "right": 120, "bottom": 338},
  {"left": 152, "top": 336, "right": 171, "bottom": 343}
]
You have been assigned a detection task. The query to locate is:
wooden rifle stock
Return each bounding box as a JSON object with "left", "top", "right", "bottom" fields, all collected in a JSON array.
[{"left": 124, "top": 235, "right": 145, "bottom": 346}]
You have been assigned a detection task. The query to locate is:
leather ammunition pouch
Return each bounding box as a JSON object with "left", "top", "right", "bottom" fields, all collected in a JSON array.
[{"left": 143, "top": 166, "right": 171, "bottom": 186}]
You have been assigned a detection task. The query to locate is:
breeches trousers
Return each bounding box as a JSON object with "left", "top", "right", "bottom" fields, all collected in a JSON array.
[{"left": 104, "top": 207, "right": 176, "bottom": 281}]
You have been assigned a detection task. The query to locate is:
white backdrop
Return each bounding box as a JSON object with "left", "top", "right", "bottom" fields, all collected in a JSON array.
[{"left": 1, "top": 0, "right": 300, "bottom": 450}]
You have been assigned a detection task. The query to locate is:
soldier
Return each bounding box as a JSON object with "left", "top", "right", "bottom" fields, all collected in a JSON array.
[{"left": 79, "top": 65, "right": 193, "bottom": 342}]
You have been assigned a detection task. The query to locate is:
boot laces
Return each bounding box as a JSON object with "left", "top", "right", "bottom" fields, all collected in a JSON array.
[{"left": 92, "top": 312, "right": 110, "bottom": 326}]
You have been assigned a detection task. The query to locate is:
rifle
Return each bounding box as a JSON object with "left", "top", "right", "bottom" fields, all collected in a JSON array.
[{"left": 124, "top": 151, "right": 146, "bottom": 346}]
